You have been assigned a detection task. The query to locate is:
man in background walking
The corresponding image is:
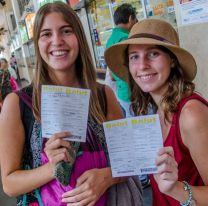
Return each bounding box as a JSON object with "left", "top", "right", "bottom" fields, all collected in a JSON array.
[{"left": 105, "top": 3, "right": 137, "bottom": 117}]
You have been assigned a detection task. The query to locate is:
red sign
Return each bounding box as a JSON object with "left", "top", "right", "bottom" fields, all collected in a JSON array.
[{"left": 69, "top": 0, "right": 80, "bottom": 7}]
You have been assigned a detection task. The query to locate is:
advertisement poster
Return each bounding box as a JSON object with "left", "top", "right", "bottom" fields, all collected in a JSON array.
[
  {"left": 179, "top": 0, "right": 208, "bottom": 25},
  {"left": 151, "top": 0, "right": 166, "bottom": 16},
  {"left": 25, "top": 13, "right": 35, "bottom": 39},
  {"left": 150, "top": 0, "right": 176, "bottom": 26},
  {"left": 19, "top": 24, "right": 29, "bottom": 44}
]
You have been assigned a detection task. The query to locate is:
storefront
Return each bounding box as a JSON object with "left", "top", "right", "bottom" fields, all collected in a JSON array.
[
  {"left": 24, "top": 12, "right": 36, "bottom": 70},
  {"left": 6, "top": 0, "right": 207, "bottom": 98},
  {"left": 80, "top": 0, "right": 177, "bottom": 73}
]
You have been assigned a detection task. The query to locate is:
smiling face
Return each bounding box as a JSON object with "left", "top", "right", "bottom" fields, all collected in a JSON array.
[
  {"left": 38, "top": 12, "right": 79, "bottom": 75},
  {"left": 0, "top": 59, "right": 8, "bottom": 70},
  {"left": 128, "top": 44, "right": 172, "bottom": 97}
]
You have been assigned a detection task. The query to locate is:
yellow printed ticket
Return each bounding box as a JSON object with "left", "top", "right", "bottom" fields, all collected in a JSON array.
[
  {"left": 41, "top": 85, "right": 90, "bottom": 142},
  {"left": 103, "top": 114, "right": 163, "bottom": 177}
]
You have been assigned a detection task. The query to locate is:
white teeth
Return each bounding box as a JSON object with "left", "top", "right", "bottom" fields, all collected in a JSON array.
[
  {"left": 140, "top": 74, "right": 154, "bottom": 80},
  {"left": 51, "top": 51, "right": 67, "bottom": 56}
]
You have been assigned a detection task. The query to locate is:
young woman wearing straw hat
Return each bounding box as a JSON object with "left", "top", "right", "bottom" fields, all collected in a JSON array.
[{"left": 105, "top": 19, "right": 208, "bottom": 206}]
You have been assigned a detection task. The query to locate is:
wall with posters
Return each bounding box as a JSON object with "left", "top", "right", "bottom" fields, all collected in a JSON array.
[
  {"left": 85, "top": 0, "right": 178, "bottom": 69},
  {"left": 25, "top": 12, "right": 35, "bottom": 39},
  {"left": 148, "top": 0, "right": 176, "bottom": 26},
  {"left": 174, "top": 0, "right": 208, "bottom": 99},
  {"left": 86, "top": 0, "right": 146, "bottom": 69}
]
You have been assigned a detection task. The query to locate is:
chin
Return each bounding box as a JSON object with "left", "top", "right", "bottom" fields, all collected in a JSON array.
[
  {"left": 50, "top": 64, "right": 70, "bottom": 70},
  {"left": 142, "top": 85, "right": 159, "bottom": 93}
]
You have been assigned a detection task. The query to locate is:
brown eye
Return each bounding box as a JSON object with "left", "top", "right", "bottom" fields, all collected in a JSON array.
[
  {"left": 62, "top": 26, "right": 73, "bottom": 35},
  {"left": 40, "top": 32, "right": 51, "bottom": 38},
  {"left": 148, "top": 51, "right": 159, "bottom": 59},
  {"left": 129, "top": 54, "right": 139, "bottom": 62}
]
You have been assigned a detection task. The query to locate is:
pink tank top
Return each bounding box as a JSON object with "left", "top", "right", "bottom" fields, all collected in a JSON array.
[{"left": 150, "top": 93, "right": 208, "bottom": 206}]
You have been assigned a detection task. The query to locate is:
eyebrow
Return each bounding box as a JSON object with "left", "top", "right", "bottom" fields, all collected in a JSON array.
[
  {"left": 40, "top": 25, "right": 72, "bottom": 33},
  {"left": 128, "top": 51, "right": 138, "bottom": 55},
  {"left": 128, "top": 46, "right": 160, "bottom": 55}
]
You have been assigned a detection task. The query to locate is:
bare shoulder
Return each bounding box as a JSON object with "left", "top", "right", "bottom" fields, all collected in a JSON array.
[
  {"left": 180, "top": 99, "right": 208, "bottom": 126},
  {"left": 0, "top": 92, "right": 21, "bottom": 118},
  {"left": 103, "top": 85, "right": 123, "bottom": 121},
  {"left": 0, "top": 92, "right": 25, "bottom": 148},
  {"left": 179, "top": 99, "right": 208, "bottom": 147},
  {"left": 0, "top": 92, "right": 23, "bottom": 137}
]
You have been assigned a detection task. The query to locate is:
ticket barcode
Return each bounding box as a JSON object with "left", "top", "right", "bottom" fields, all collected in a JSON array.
[
  {"left": 117, "top": 170, "right": 134, "bottom": 174},
  {"left": 71, "top": 135, "right": 82, "bottom": 139},
  {"left": 140, "top": 167, "right": 157, "bottom": 173}
]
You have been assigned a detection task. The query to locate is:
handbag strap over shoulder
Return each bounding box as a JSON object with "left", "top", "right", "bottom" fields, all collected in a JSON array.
[{"left": 15, "top": 90, "right": 32, "bottom": 108}]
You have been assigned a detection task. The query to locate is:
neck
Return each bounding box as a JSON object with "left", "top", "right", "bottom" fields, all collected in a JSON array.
[
  {"left": 50, "top": 67, "right": 80, "bottom": 87},
  {"left": 150, "top": 83, "right": 169, "bottom": 107},
  {"left": 116, "top": 24, "right": 129, "bottom": 31},
  {"left": 151, "top": 93, "right": 162, "bottom": 107}
]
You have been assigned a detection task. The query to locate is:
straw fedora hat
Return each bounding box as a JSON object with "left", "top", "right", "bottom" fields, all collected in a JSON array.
[{"left": 104, "top": 19, "right": 197, "bottom": 82}]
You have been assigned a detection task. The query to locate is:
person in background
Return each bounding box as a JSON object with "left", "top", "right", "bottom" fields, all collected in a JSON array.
[
  {"left": 10, "top": 53, "right": 21, "bottom": 82},
  {"left": 0, "top": 2, "right": 143, "bottom": 206},
  {"left": 105, "top": 19, "right": 208, "bottom": 205},
  {"left": 1, "top": 58, "right": 17, "bottom": 80},
  {"left": 106, "top": 3, "right": 150, "bottom": 191},
  {"left": 0, "top": 58, "right": 18, "bottom": 91},
  {"left": 9, "top": 53, "right": 17, "bottom": 69},
  {"left": 105, "top": 3, "right": 137, "bottom": 117},
  {"left": 0, "top": 58, "right": 13, "bottom": 109}
]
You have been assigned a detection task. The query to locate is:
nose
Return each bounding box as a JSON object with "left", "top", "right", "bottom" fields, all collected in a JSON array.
[
  {"left": 137, "top": 56, "right": 150, "bottom": 71},
  {"left": 51, "top": 32, "right": 64, "bottom": 46}
]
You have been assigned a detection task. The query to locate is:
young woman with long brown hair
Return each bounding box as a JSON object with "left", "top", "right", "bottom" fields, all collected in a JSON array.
[{"left": 0, "top": 2, "right": 142, "bottom": 206}]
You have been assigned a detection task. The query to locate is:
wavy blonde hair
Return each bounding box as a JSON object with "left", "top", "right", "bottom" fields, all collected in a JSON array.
[
  {"left": 129, "top": 46, "right": 195, "bottom": 122},
  {"left": 32, "top": 2, "right": 105, "bottom": 123}
]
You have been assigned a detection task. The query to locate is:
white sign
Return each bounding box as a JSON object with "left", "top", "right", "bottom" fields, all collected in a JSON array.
[
  {"left": 103, "top": 114, "right": 163, "bottom": 177},
  {"left": 41, "top": 85, "right": 90, "bottom": 142},
  {"left": 179, "top": 0, "right": 208, "bottom": 25}
]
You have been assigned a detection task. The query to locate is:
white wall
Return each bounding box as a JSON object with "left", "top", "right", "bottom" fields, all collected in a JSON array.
[{"left": 174, "top": 0, "right": 208, "bottom": 99}]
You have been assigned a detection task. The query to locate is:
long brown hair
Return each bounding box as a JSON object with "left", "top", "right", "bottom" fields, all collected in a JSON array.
[
  {"left": 32, "top": 2, "right": 105, "bottom": 123},
  {"left": 129, "top": 46, "right": 195, "bottom": 122}
]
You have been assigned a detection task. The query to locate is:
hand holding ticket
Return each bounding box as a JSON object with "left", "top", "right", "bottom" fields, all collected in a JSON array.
[
  {"left": 41, "top": 85, "right": 90, "bottom": 142},
  {"left": 103, "top": 114, "right": 163, "bottom": 177}
]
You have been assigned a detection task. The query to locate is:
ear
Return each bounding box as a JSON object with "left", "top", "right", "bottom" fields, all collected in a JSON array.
[
  {"left": 171, "top": 60, "right": 175, "bottom": 68},
  {"left": 128, "top": 15, "right": 132, "bottom": 23}
]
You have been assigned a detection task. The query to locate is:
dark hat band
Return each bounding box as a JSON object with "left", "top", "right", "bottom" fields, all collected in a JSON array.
[{"left": 129, "top": 33, "right": 176, "bottom": 45}]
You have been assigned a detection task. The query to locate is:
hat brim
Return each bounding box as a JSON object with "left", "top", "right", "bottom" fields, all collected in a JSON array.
[{"left": 104, "top": 38, "right": 197, "bottom": 82}]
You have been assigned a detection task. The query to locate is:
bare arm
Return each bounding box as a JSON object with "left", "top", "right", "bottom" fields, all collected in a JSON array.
[
  {"left": 165, "top": 99, "right": 208, "bottom": 205},
  {"left": 105, "top": 85, "right": 123, "bottom": 121},
  {"left": 0, "top": 93, "right": 54, "bottom": 197}
]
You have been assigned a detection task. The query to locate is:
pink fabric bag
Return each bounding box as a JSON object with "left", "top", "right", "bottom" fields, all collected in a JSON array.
[
  {"left": 41, "top": 151, "right": 108, "bottom": 206},
  {"left": 10, "top": 76, "right": 19, "bottom": 91}
]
